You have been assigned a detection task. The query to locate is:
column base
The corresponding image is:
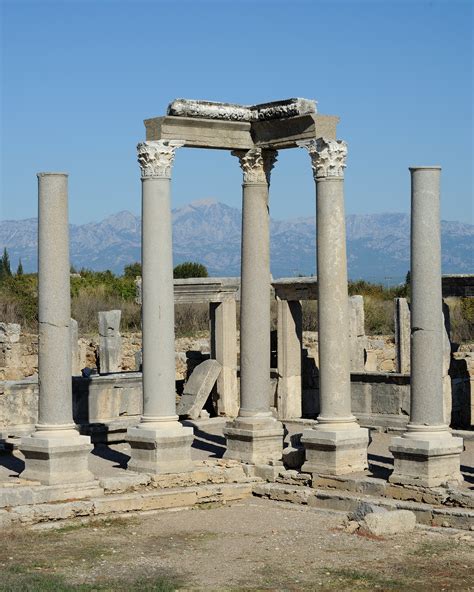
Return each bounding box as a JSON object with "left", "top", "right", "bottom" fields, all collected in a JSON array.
[
  {"left": 301, "top": 424, "right": 369, "bottom": 476},
  {"left": 389, "top": 429, "right": 463, "bottom": 488},
  {"left": 20, "top": 431, "right": 94, "bottom": 486},
  {"left": 223, "top": 416, "right": 284, "bottom": 464},
  {"left": 127, "top": 423, "right": 194, "bottom": 474}
]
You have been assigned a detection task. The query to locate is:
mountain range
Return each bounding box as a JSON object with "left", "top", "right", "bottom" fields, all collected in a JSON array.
[{"left": 1, "top": 199, "right": 472, "bottom": 283}]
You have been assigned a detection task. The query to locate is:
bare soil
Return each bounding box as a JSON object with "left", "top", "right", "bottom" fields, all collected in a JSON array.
[{"left": 1, "top": 498, "right": 473, "bottom": 591}]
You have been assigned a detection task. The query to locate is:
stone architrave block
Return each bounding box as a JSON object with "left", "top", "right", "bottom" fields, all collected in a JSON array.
[
  {"left": 177, "top": 359, "right": 222, "bottom": 419},
  {"left": 349, "top": 295, "right": 366, "bottom": 372},
  {"left": 70, "top": 318, "right": 81, "bottom": 376},
  {"left": 98, "top": 310, "right": 122, "bottom": 374}
]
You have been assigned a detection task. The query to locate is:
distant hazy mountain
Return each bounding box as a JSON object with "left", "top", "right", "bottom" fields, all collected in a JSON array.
[{"left": 1, "top": 199, "right": 472, "bottom": 283}]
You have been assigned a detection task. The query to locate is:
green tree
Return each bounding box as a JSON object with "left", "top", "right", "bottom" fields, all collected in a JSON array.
[
  {"left": 124, "top": 262, "right": 142, "bottom": 278},
  {"left": 0, "top": 248, "right": 12, "bottom": 281},
  {"left": 16, "top": 258, "right": 24, "bottom": 276},
  {"left": 173, "top": 261, "right": 208, "bottom": 279}
]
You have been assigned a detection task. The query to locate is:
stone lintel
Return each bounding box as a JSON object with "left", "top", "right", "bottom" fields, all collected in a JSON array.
[
  {"left": 252, "top": 114, "right": 339, "bottom": 149},
  {"left": 272, "top": 277, "right": 318, "bottom": 301},
  {"left": 144, "top": 114, "right": 339, "bottom": 151},
  {"left": 145, "top": 116, "right": 253, "bottom": 150}
]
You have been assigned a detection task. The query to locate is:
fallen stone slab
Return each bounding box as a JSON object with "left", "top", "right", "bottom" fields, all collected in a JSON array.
[
  {"left": 359, "top": 509, "right": 416, "bottom": 536},
  {"left": 177, "top": 359, "right": 221, "bottom": 419}
]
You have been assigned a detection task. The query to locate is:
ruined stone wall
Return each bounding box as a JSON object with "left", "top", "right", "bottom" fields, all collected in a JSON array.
[{"left": 0, "top": 329, "right": 421, "bottom": 381}]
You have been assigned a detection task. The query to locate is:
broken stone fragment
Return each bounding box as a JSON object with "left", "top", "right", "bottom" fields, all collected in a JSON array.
[
  {"left": 167, "top": 98, "right": 317, "bottom": 122},
  {"left": 359, "top": 509, "right": 416, "bottom": 536}
]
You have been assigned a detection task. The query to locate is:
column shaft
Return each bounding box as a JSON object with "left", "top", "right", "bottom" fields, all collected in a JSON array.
[
  {"left": 316, "top": 177, "right": 353, "bottom": 423},
  {"left": 37, "top": 173, "right": 74, "bottom": 429},
  {"left": 409, "top": 168, "right": 444, "bottom": 426},
  {"left": 141, "top": 177, "right": 176, "bottom": 421},
  {"left": 239, "top": 181, "right": 271, "bottom": 416}
]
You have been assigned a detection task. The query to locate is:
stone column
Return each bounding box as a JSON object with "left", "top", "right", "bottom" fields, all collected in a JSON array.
[
  {"left": 298, "top": 138, "right": 368, "bottom": 475},
  {"left": 389, "top": 167, "right": 462, "bottom": 487},
  {"left": 394, "top": 298, "right": 411, "bottom": 374},
  {"left": 349, "top": 295, "right": 366, "bottom": 372},
  {"left": 127, "top": 141, "right": 193, "bottom": 474},
  {"left": 70, "top": 318, "right": 81, "bottom": 376},
  {"left": 276, "top": 298, "right": 303, "bottom": 419},
  {"left": 210, "top": 299, "right": 239, "bottom": 417},
  {"left": 20, "top": 173, "right": 93, "bottom": 485},
  {"left": 224, "top": 148, "right": 284, "bottom": 464},
  {"left": 98, "top": 310, "right": 122, "bottom": 374}
]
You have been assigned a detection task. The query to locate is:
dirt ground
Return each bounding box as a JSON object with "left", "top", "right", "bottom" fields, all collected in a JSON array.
[{"left": 1, "top": 497, "right": 473, "bottom": 592}]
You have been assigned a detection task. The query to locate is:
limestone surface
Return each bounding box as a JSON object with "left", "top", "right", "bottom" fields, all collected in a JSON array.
[
  {"left": 177, "top": 359, "right": 222, "bottom": 419},
  {"left": 359, "top": 509, "right": 416, "bottom": 536}
]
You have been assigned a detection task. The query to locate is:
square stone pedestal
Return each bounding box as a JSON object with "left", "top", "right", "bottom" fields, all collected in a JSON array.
[
  {"left": 301, "top": 426, "right": 369, "bottom": 476},
  {"left": 20, "top": 433, "right": 94, "bottom": 485},
  {"left": 389, "top": 433, "right": 463, "bottom": 487},
  {"left": 127, "top": 424, "right": 194, "bottom": 474},
  {"left": 223, "top": 416, "right": 284, "bottom": 464}
]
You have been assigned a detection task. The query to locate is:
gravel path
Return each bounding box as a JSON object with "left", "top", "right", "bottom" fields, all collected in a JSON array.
[{"left": 1, "top": 497, "right": 473, "bottom": 591}]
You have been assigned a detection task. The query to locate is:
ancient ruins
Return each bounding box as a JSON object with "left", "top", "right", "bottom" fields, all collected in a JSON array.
[{"left": 0, "top": 98, "right": 473, "bottom": 534}]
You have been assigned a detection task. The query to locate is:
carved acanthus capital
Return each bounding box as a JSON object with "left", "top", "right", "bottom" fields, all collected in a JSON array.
[
  {"left": 231, "top": 148, "right": 278, "bottom": 184},
  {"left": 137, "top": 140, "right": 185, "bottom": 179},
  {"left": 298, "top": 138, "right": 347, "bottom": 180}
]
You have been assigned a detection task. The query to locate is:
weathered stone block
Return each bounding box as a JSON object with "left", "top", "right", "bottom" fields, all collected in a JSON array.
[
  {"left": 127, "top": 424, "right": 194, "bottom": 474},
  {"left": 359, "top": 509, "right": 416, "bottom": 536},
  {"left": 19, "top": 433, "right": 94, "bottom": 485},
  {"left": 98, "top": 310, "right": 122, "bottom": 374},
  {"left": 389, "top": 433, "right": 463, "bottom": 487},
  {"left": 224, "top": 416, "right": 284, "bottom": 465},
  {"left": 177, "top": 359, "right": 221, "bottom": 419},
  {"left": 302, "top": 427, "right": 369, "bottom": 476}
]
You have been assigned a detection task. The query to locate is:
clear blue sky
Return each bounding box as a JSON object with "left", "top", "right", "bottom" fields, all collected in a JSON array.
[{"left": 1, "top": 0, "right": 473, "bottom": 225}]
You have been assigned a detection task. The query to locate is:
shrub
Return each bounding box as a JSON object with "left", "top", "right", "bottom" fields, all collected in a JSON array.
[{"left": 173, "top": 262, "right": 208, "bottom": 279}]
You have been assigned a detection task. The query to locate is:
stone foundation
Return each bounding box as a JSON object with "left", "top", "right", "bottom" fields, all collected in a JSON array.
[
  {"left": 20, "top": 433, "right": 94, "bottom": 485},
  {"left": 301, "top": 426, "right": 369, "bottom": 475},
  {"left": 389, "top": 433, "right": 464, "bottom": 488},
  {"left": 224, "top": 416, "right": 284, "bottom": 464},
  {"left": 127, "top": 424, "right": 194, "bottom": 474}
]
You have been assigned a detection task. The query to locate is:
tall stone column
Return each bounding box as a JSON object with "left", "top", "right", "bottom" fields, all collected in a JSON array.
[
  {"left": 224, "top": 148, "right": 284, "bottom": 464},
  {"left": 20, "top": 173, "right": 93, "bottom": 485},
  {"left": 127, "top": 141, "right": 194, "bottom": 474},
  {"left": 298, "top": 138, "right": 368, "bottom": 475},
  {"left": 389, "top": 167, "right": 462, "bottom": 487}
]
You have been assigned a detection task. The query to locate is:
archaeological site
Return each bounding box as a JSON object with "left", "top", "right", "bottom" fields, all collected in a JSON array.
[{"left": 1, "top": 97, "right": 473, "bottom": 590}]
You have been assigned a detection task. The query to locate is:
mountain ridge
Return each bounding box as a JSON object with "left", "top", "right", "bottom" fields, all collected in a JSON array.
[{"left": 1, "top": 200, "right": 472, "bottom": 283}]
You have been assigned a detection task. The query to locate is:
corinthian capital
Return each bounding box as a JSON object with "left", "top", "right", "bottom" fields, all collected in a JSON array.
[
  {"left": 298, "top": 138, "right": 347, "bottom": 180},
  {"left": 231, "top": 148, "right": 277, "bottom": 184},
  {"left": 137, "top": 140, "right": 185, "bottom": 179}
]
